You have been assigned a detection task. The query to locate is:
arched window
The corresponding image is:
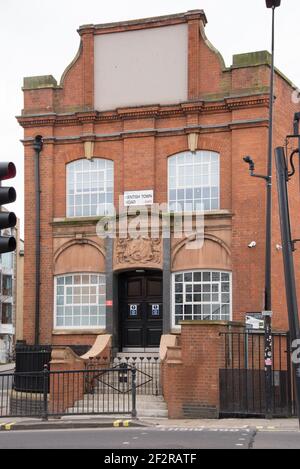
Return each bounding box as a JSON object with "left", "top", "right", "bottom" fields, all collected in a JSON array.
[
  {"left": 67, "top": 158, "right": 114, "bottom": 217},
  {"left": 168, "top": 151, "right": 220, "bottom": 212}
]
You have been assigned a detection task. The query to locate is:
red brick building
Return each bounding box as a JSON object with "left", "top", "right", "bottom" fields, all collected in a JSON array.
[{"left": 18, "top": 10, "right": 300, "bottom": 354}]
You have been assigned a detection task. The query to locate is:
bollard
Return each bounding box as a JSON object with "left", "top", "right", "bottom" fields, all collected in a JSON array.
[
  {"left": 131, "top": 367, "right": 137, "bottom": 419},
  {"left": 42, "top": 364, "right": 49, "bottom": 421}
]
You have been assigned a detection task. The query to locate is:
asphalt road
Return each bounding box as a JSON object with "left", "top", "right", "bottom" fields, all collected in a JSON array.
[
  {"left": 0, "top": 427, "right": 299, "bottom": 450},
  {"left": 0, "top": 427, "right": 255, "bottom": 449},
  {"left": 253, "top": 432, "right": 300, "bottom": 449}
]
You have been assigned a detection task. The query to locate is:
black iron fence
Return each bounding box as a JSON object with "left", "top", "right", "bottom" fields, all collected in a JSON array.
[
  {"left": 0, "top": 366, "right": 137, "bottom": 420},
  {"left": 219, "top": 331, "right": 294, "bottom": 417}
]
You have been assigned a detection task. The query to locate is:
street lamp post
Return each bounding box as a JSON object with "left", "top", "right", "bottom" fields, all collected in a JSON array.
[
  {"left": 244, "top": 0, "right": 281, "bottom": 418},
  {"left": 264, "top": 0, "right": 281, "bottom": 420}
]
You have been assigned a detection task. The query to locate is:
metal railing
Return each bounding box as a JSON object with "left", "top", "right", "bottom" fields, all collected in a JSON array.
[
  {"left": 0, "top": 366, "right": 137, "bottom": 420},
  {"left": 112, "top": 357, "right": 161, "bottom": 396},
  {"left": 86, "top": 356, "right": 162, "bottom": 396}
]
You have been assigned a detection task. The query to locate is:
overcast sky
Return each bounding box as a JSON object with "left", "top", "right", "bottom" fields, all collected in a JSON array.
[{"left": 1, "top": 0, "right": 299, "bottom": 237}]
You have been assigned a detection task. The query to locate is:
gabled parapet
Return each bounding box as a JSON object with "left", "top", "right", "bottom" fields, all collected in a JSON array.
[{"left": 19, "top": 10, "right": 298, "bottom": 123}]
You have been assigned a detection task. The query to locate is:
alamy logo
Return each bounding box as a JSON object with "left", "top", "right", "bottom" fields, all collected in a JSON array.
[
  {"left": 95, "top": 197, "right": 205, "bottom": 250},
  {"left": 291, "top": 339, "right": 300, "bottom": 364},
  {"left": 292, "top": 88, "right": 300, "bottom": 104}
]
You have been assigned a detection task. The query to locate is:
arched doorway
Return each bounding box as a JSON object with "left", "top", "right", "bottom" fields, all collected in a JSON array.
[{"left": 118, "top": 270, "right": 163, "bottom": 351}]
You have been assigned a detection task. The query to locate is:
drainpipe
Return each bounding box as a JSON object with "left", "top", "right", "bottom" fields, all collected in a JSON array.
[
  {"left": 293, "top": 112, "right": 300, "bottom": 190},
  {"left": 33, "top": 136, "right": 43, "bottom": 345}
]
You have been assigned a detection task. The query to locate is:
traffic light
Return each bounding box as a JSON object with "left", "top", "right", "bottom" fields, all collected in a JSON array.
[
  {"left": 0, "top": 162, "right": 17, "bottom": 254},
  {"left": 265, "top": 0, "right": 281, "bottom": 8}
]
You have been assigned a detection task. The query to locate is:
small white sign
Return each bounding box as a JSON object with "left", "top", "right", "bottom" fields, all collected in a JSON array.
[
  {"left": 124, "top": 190, "right": 154, "bottom": 207},
  {"left": 152, "top": 304, "right": 160, "bottom": 316},
  {"left": 246, "top": 314, "right": 265, "bottom": 331},
  {"left": 130, "top": 305, "right": 138, "bottom": 316}
]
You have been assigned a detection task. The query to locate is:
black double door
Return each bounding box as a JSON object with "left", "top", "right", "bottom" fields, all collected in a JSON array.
[{"left": 119, "top": 271, "right": 163, "bottom": 349}]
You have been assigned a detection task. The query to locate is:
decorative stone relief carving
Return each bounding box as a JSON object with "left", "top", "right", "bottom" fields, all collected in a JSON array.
[{"left": 116, "top": 237, "right": 162, "bottom": 265}]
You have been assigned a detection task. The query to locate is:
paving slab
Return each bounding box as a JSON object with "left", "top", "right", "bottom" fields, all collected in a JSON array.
[{"left": 141, "top": 418, "right": 300, "bottom": 432}]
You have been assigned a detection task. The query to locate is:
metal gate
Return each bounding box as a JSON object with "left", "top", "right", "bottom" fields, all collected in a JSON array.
[{"left": 219, "top": 331, "right": 294, "bottom": 417}]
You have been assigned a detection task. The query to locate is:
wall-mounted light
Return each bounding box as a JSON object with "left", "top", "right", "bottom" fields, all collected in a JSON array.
[{"left": 248, "top": 241, "right": 257, "bottom": 249}]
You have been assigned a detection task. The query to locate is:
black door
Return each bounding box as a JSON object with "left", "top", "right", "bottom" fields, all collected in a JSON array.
[{"left": 119, "top": 271, "right": 163, "bottom": 349}]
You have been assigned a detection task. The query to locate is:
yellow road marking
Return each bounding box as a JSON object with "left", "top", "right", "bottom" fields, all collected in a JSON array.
[
  {"left": 4, "top": 422, "right": 15, "bottom": 431},
  {"left": 123, "top": 420, "right": 131, "bottom": 427},
  {"left": 113, "top": 420, "right": 121, "bottom": 427}
]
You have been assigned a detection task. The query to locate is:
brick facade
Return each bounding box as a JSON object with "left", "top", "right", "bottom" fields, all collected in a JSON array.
[{"left": 17, "top": 10, "right": 300, "bottom": 349}]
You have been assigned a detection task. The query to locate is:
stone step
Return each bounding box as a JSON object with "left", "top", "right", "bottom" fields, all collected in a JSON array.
[
  {"left": 137, "top": 408, "right": 168, "bottom": 418},
  {"left": 78, "top": 395, "right": 166, "bottom": 403},
  {"left": 115, "top": 352, "right": 159, "bottom": 359},
  {"left": 66, "top": 407, "right": 168, "bottom": 418},
  {"left": 67, "top": 393, "right": 168, "bottom": 418},
  {"left": 76, "top": 400, "right": 167, "bottom": 410}
]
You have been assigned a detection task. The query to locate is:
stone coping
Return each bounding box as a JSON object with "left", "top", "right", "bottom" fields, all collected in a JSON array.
[
  {"left": 52, "top": 210, "right": 233, "bottom": 226},
  {"left": 79, "top": 10, "right": 207, "bottom": 32},
  {"left": 10, "top": 389, "right": 50, "bottom": 400}
]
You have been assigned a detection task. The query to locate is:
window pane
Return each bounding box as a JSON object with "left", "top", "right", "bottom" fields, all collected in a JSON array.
[{"left": 184, "top": 273, "right": 192, "bottom": 282}]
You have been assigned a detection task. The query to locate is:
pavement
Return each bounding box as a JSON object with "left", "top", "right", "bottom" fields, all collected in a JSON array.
[{"left": 0, "top": 415, "right": 298, "bottom": 433}]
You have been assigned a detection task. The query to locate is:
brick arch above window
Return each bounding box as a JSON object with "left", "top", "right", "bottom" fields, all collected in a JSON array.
[
  {"left": 54, "top": 240, "right": 106, "bottom": 276},
  {"left": 172, "top": 234, "right": 231, "bottom": 272},
  {"left": 162, "top": 133, "right": 225, "bottom": 161}
]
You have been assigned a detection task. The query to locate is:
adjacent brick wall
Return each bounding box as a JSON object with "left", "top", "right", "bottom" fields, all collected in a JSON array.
[
  {"left": 49, "top": 347, "right": 85, "bottom": 414},
  {"left": 162, "top": 321, "right": 244, "bottom": 418}
]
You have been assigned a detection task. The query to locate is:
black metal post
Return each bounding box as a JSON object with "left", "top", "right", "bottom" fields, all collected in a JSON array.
[
  {"left": 264, "top": 3, "right": 277, "bottom": 419},
  {"left": 275, "top": 146, "right": 300, "bottom": 425},
  {"left": 42, "top": 364, "right": 49, "bottom": 421},
  {"left": 293, "top": 113, "right": 300, "bottom": 190},
  {"left": 33, "top": 136, "right": 43, "bottom": 345},
  {"left": 131, "top": 367, "right": 137, "bottom": 419}
]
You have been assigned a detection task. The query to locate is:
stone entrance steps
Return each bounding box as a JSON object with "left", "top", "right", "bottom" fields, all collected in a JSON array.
[{"left": 66, "top": 395, "right": 168, "bottom": 418}]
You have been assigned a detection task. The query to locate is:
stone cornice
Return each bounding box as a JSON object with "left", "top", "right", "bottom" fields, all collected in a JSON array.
[
  {"left": 17, "top": 94, "right": 270, "bottom": 129},
  {"left": 20, "top": 118, "right": 269, "bottom": 146},
  {"left": 78, "top": 10, "right": 208, "bottom": 36},
  {"left": 52, "top": 210, "right": 233, "bottom": 228}
]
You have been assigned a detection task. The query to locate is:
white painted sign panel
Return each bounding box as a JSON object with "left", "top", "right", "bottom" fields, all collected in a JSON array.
[
  {"left": 94, "top": 24, "right": 188, "bottom": 111},
  {"left": 124, "top": 190, "right": 154, "bottom": 206}
]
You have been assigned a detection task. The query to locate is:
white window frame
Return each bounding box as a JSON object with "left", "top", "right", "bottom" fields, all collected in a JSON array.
[
  {"left": 168, "top": 150, "right": 220, "bottom": 212},
  {"left": 171, "top": 270, "right": 232, "bottom": 329},
  {"left": 54, "top": 273, "right": 106, "bottom": 330},
  {"left": 66, "top": 158, "right": 114, "bottom": 218}
]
